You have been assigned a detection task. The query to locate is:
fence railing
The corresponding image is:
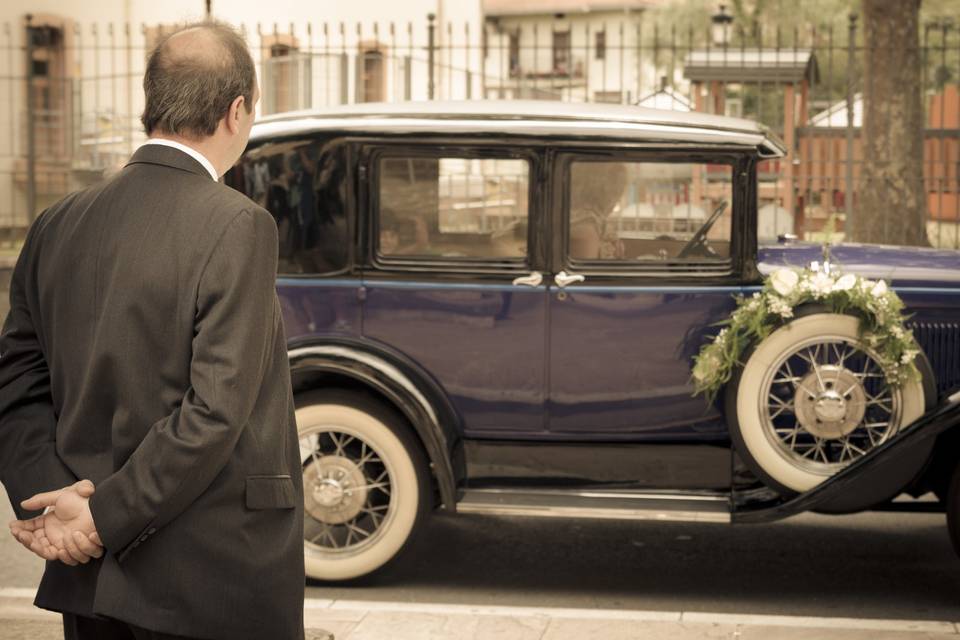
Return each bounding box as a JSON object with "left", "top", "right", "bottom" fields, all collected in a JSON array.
[{"left": 1, "top": 13, "right": 958, "bottom": 248}]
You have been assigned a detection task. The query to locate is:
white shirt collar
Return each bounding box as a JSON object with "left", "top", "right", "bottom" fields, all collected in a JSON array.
[{"left": 141, "top": 138, "right": 219, "bottom": 181}]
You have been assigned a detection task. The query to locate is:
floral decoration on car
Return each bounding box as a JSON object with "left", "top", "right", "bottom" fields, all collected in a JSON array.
[{"left": 692, "top": 264, "right": 922, "bottom": 402}]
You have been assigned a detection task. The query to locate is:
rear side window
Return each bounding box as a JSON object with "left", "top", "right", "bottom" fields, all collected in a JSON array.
[
  {"left": 227, "top": 139, "right": 349, "bottom": 275},
  {"left": 376, "top": 155, "right": 530, "bottom": 262}
]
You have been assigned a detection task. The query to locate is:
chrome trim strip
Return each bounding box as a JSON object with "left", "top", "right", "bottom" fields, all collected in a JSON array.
[
  {"left": 255, "top": 100, "right": 770, "bottom": 134},
  {"left": 251, "top": 117, "right": 770, "bottom": 150},
  {"left": 467, "top": 488, "right": 729, "bottom": 502},
  {"left": 458, "top": 488, "right": 732, "bottom": 524},
  {"left": 457, "top": 502, "right": 731, "bottom": 524}
]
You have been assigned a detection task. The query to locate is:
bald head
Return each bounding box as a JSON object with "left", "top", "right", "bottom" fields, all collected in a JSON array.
[{"left": 141, "top": 21, "right": 256, "bottom": 139}]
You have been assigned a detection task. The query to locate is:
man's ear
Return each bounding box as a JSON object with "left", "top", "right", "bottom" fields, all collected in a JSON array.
[{"left": 226, "top": 95, "right": 246, "bottom": 134}]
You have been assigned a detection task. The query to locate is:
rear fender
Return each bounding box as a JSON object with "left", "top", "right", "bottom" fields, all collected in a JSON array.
[{"left": 288, "top": 337, "right": 463, "bottom": 511}]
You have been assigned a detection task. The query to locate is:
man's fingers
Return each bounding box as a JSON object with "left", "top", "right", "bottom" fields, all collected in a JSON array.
[
  {"left": 62, "top": 531, "right": 91, "bottom": 564},
  {"left": 72, "top": 480, "right": 95, "bottom": 497},
  {"left": 88, "top": 532, "right": 103, "bottom": 547},
  {"left": 17, "top": 516, "right": 45, "bottom": 533},
  {"left": 14, "top": 530, "right": 34, "bottom": 547},
  {"left": 20, "top": 489, "right": 63, "bottom": 511},
  {"left": 29, "top": 538, "right": 58, "bottom": 561},
  {"left": 56, "top": 547, "right": 78, "bottom": 566},
  {"left": 72, "top": 531, "right": 103, "bottom": 559}
]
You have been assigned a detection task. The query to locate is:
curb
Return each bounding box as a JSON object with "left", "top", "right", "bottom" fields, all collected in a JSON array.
[
  {"left": 2, "top": 592, "right": 958, "bottom": 639},
  {"left": 0, "top": 595, "right": 334, "bottom": 640}
]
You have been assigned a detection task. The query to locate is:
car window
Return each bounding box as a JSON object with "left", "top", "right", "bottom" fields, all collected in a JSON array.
[
  {"left": 227, "top": 139, "right": 349, "bottom": 275},
  {"left": 377, "top": 156, "right": 529, "bottom": 261},
  {"left": 567, "top": 160, "right": 733, "bottom": 263}
]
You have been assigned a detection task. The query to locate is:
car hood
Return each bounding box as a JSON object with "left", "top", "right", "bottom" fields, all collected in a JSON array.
[{"left": 758, "top": 243, "right": 960, "bottom": 288}]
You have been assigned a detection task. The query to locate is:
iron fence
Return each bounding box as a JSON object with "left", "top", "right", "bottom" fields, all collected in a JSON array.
[{"left": 1, "top": 13, "right": 957, "bottom": 248}]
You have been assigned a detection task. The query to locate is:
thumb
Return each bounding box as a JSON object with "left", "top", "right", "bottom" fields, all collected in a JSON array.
[
  {"left": 20, "top": 488, "right": 63, "bottom": 511},
  {"left": 73, "top": 480, "right": 95, "bottom": 497}
]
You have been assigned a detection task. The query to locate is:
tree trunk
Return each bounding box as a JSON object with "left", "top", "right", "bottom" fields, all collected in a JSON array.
[{"left": 852, "top": 0, "right": 927, "bottom": 246}]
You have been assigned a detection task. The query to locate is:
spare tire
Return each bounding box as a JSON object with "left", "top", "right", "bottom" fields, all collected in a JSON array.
[{"left": 725, "top": 312, "right": 929, "bottom": 496}]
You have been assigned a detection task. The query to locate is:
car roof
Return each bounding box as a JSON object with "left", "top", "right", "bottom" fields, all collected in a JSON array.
[{"left": 250, "top": 100, "right": 786, "bottom": 158}]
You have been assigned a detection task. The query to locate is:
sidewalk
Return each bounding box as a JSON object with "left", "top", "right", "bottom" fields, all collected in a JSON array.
[{"left": 2, "top": 590, "right": 958, "bottom": 640}]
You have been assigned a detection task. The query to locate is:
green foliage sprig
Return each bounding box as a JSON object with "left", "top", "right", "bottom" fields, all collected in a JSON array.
[{"left": 691, "top": 265, "right": 922, "bottom": 402}]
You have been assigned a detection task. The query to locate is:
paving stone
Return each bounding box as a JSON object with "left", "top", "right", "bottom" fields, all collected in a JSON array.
[
  {"left": 347, "top": 611, "right": 548, "bottom": 640},
  {"left": 542, "top": 619, "right": 737, "bottom": 640},
  {"left": 739, "top": 625, "right": 959, "bottom": 640}
]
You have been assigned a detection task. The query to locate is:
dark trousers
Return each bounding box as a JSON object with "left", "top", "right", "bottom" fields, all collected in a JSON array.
[{"left": 63, "top": 613, "right": 199, "bottom": 640}]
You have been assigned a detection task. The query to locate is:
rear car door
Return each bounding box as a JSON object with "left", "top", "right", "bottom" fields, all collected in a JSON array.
[{"left": 360, "top": 142, "right": 550, "bottom": 437}]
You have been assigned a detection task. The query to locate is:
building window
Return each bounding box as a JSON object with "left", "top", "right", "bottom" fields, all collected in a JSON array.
[
  {"left": 595, "top": 31, "right": 606, "bottom": 60},
  {"left": 357, "top": 44, "right": 386, "bottom": 103},
  {"left": 262, "top": 34, "right": 309, "bottom": 115},
  {"left": 508, "top": 31, "right": 520, "bottom": 77},
  {"left": 553, "top": 30, "right": 570, "bottom": 75},
  {"left": 593, "top": 90, "right": 622, "bottom": 104},
  {"left": 26, "top": 23, "right": 66, "bottom": 159}
]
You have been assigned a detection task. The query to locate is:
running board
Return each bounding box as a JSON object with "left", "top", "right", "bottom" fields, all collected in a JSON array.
[{"left": 457, "top": 488, "right": 731, "bottom": 523}]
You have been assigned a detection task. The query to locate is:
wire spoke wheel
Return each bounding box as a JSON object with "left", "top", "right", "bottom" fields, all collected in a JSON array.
[
  {"left": 760, "top": 336, "right": 902, "bottom": 475},
  {"left": 300, "top": 426, "right": 396, "bottom": 557},
  {"left": 295, "top": 391, "right": 429, "bottom": 581},
  {"left": 730, "top": 313, "right": 927, "bottom": 495}
]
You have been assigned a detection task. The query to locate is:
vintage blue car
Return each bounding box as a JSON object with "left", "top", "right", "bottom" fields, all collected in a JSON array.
[{"left": 226, "top": 101, "right": 960, "bottom": 581}]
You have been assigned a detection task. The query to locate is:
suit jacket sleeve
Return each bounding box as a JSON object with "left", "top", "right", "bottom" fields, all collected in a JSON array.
[
  {"left": 0, "top": 215, "right": 78, "bottom": 520},
  {"left": 89, "top": 208, "right": 279, "bottom": 560}
]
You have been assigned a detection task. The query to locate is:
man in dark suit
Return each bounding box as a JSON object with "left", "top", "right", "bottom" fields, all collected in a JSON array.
[{"left": 0, "top": 22, "right": 305, "bottom": 640}]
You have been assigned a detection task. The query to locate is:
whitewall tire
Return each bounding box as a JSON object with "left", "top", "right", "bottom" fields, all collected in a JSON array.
[
  {"left": 296, "top": 390, "right": 429, "bottom": 581},
  {"left": 729, "top": 313, "right": 927, "bottom": 494}
]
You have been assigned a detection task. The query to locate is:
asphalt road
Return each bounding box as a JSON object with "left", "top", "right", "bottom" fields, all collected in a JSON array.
[
  {"left": 303, "top": 508, "right": 960, "bottom": 621},
  {"left": 4, "top": 487, "right": 959, "bottom": 625}
]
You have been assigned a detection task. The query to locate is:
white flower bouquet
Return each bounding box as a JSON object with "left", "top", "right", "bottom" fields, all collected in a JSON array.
[{"left": 691, "top": 265, "right": 922, "bottom": 401}]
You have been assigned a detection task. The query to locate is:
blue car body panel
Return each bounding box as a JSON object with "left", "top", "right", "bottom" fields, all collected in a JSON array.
[
  {"left": 547, "top": 286, "right": 736, "bottom": 439},
  {"left": 361, "top": 278, "right": 549, "bottom": 437},
  {"left": 276, "top": 245, "right": 960, "bottom": 444},
  {"left": 277, "top": 278, "right": 363, "bottom": 340}
]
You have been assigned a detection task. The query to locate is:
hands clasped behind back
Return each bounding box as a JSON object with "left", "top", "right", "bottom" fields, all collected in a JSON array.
[{"left": 8, "top": 479, "right": 104, "bottom": 566}]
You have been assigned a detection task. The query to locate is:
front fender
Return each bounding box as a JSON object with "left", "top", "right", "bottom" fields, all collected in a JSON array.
[{"left": 288, "top": 337, "right": 463, "bottom": 511}]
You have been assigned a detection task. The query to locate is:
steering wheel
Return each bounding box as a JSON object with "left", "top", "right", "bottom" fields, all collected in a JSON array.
[{"left": 677, "top": 200, "right": 728, "bottom": 259}]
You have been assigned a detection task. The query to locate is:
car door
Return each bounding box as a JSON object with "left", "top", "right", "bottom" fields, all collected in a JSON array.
[
  {"left": 361, "top": 142, "right": 550, "bottom": 437},
  {"left": 546, "top": 149, "right": 751, "bottom": 443}
]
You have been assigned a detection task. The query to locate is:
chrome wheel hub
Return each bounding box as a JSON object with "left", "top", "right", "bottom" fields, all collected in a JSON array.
[
  {"left": 794, "top": 365, "right": 867, "bottom": 439},
  {"left": 299, "top": 427, "right": 394, "bottom": 554},
  {"left": 304, "top": 455, "right": 368, "bottom": 524},
  {"left": 761, "top": 338, "right": 901, "bottom": 470}
]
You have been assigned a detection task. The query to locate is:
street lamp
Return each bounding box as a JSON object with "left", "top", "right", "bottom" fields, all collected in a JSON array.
[{"left": 711, "top": 4, "right": 733, "bottom": 47}]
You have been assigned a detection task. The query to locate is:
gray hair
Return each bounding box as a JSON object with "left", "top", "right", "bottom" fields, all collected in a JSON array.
[{"left": 141, "top": 21, "right": 256, "bottom": 138}]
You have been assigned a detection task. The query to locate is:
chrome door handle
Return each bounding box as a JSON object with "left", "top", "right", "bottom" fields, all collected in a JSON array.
[
  {"left": 555, "top": 271, "right": 585, "bottom": 288},
  {"left": 512, "top": 271, "right": 543, "bottom": 287}
]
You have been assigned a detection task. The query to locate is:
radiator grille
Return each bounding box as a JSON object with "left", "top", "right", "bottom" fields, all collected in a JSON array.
[{"left": 908, "top": 321, "right": 960, "bottom": 396}]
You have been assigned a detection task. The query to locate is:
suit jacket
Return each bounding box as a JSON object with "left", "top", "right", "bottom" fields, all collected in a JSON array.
[{"left": 0, "top": 144, "right": 305, "bottom": 640}]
